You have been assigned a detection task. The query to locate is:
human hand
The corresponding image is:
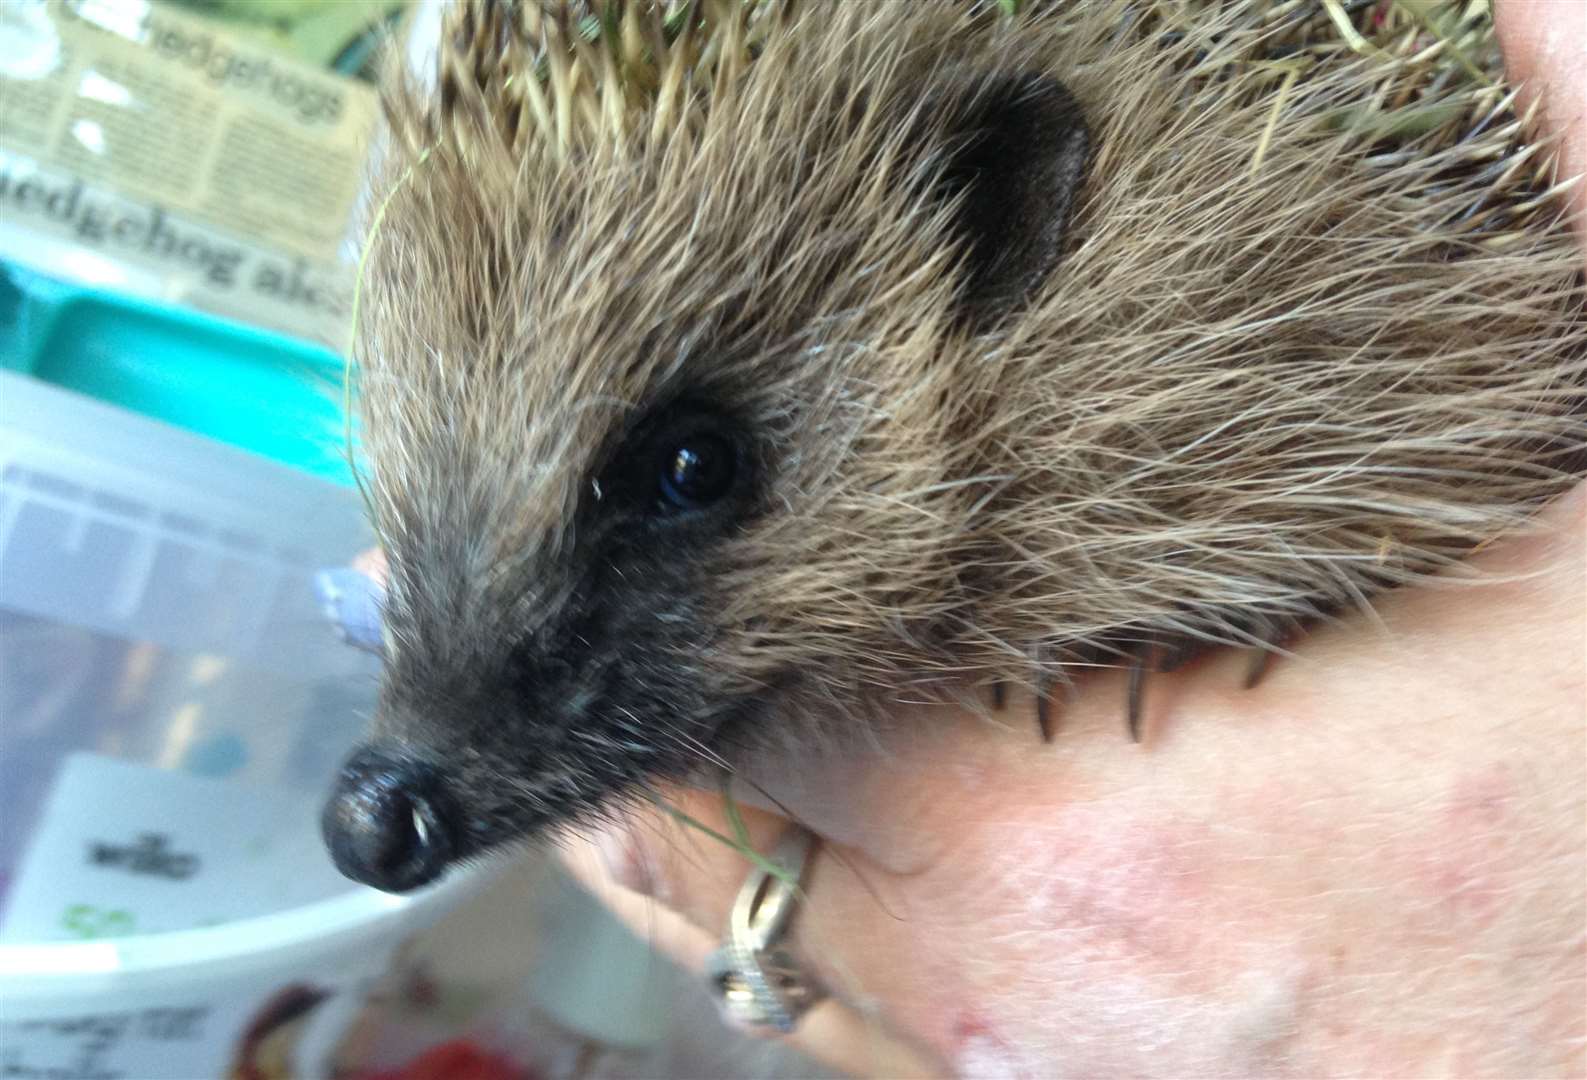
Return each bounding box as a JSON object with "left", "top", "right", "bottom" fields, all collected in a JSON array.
[{"left": 557, "top": 6, "right": 1587, "bottom": 1076}]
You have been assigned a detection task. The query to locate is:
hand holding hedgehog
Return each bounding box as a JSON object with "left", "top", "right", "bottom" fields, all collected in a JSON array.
[
  {"left": 566, "top": 477, "right": 1584, "bottom": 1077},
  {"left": 320, "top": 0, "right": 1585, "bottom": 1070}
]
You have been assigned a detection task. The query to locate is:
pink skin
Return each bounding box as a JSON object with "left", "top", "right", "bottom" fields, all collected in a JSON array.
[
  {"left": 1497, "top": 0, "right": 1587, "bottom": 248},
  {"left": 352, "top": 546, "right": 389, "bottom": 588}
]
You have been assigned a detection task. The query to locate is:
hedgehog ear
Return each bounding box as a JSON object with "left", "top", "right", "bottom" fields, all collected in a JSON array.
[{"left": 937, "top": 74, "right": 1091, "bottom": 330}]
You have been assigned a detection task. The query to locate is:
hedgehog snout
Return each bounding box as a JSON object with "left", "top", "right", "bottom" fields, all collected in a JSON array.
[{"left": 322, "top": 745, "right": 461, "bottom": 893}]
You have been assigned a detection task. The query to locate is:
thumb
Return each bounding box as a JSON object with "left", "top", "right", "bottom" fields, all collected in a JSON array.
[{"left": 1495, "top": 0, "right": 1587, "bottom": 251}]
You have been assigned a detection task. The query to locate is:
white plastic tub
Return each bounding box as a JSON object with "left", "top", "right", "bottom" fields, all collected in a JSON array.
[{"left": 0, "top": 371, "right": 483, "bottom": 1078}]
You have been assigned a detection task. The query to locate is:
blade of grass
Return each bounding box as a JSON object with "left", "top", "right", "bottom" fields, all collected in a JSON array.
[
  {"left": 659, "top": 800, "right": 802, "bottom": 888},
  {"left": 1393, "top": 1, "right": 1493, "bottom": 86},
  {"left": 721, "top": 774, "right": 755, "bottom": 849}
]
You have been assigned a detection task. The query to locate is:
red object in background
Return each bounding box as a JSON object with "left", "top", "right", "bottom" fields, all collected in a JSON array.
[{"left": 360, "top": 1039, "right": 538, "bottom": 1080}]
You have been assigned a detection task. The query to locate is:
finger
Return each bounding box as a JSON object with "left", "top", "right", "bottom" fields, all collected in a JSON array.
[
  {"left": 352, "top": 546, "right": 389, "bottom": 584},
  {"left": 1495, "top": 0, "right": 1587, "bottom": 250},
  {"left": 568, "top": 793, "right": 794, "bottom": 956},
  {"left": 560, "top": 796, "right": 950, "bottom": 1078},
  {"left": 561, "top": 846, "right": 946, "bottom": 1080}
]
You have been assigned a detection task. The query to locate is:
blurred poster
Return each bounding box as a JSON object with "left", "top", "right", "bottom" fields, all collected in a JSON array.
[{"left": 0, "top": 0, "right": 411, "bottom": 346}]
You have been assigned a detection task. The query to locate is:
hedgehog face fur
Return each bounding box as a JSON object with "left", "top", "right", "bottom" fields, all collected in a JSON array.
[{"left": 322, "top": 0, "right": 1586, "bottom": 893}]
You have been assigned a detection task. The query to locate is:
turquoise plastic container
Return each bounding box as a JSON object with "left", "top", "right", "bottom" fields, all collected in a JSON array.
[{"left": 0, "top": 265, "right": 356, "bottom": 485}]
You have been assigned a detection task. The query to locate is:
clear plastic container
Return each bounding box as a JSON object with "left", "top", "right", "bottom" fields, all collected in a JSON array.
[{"left": 0, "top": 369, "right": 483, "bottom": 1078}]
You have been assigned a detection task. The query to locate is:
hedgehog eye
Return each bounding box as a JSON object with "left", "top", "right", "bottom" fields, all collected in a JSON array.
[{"left": 658, "top": 430, "right": 736, "bottom": 510}]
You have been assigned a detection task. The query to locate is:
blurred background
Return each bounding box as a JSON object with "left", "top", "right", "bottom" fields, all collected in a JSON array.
[{"left": 0, "top": 2, "right": 826, "bottom": 1075}]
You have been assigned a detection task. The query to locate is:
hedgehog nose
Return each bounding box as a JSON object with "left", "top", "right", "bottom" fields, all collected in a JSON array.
[{"left": 322, "top": 747, "right": 458, "bottom": 893}]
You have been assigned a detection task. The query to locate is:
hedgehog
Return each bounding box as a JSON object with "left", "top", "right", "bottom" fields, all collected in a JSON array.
[{"left": 321, "top": 0, "right": 1587, "bottom": 894}]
